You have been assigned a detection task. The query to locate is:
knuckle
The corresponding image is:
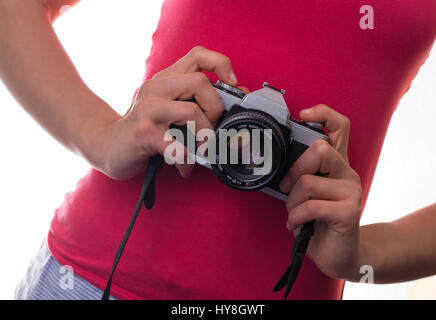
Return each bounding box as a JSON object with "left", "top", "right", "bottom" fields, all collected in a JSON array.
[
  {"left": 317, "top": 103, "right": 329, "bottom": 109},
  {"left": 133, "top": 99, "right": 152, "bottom": 114},
  {"left": 311, "top": 139, "right": 330, "bottom": 155},
  {"left": 353, "top": 187, "right": 363, "bottom": 211},
  {"left": 141, "top": 78, "right": 155, "bottom": 89},
  {"left": 184, "top": 102, "right": 200, "bottom": 119},
  {"left": 353, "top": 201, "right": 362, "bottom": 217},
  {"left": 342, "top": 115, "right": 351, "bottom": 126},
  {"left": 138, "top": 79, "right": 155, "bottom": 96},
  {"left": 287, "top": 211, "right": 295, "bottom": 226},
  {"left": 190, "top": 45, "right": 205, "bottom": 57},
  {"left": 192, "top": 45, "right": 205, "bottom": 52},
  {"left": 352, "top": 177, "right": 362, "bottom": 194},
  {"left": 349, "top": 169, "right": 362, "bottom": 185},
  {"left": 192, "top": 72, "right": 209, "bottom": 85},
  {"left": 343, "top": 186, "right": 362, "bottom": 219},
  {"left": 305, "top": 200, "right": 319, "bottom": 214},
  {"left": 289, "top": 162, "right": 301, "bottom": 179},
  {"left": 297, "top": 175, "right": 314, "bottom": 195},
  {"left": 341, "top": 115, "right": 351, "bottom": 130},
  {"left": 347, "top": 199, "right": 362, "bottom": 220},
  {"left": 134, "top": 119, "right": 155, "bottom": 140},
  {"left": 220, "top": 55, "right": 231, "bottom": 66},
  {"left": 314, "top": 103, "right": 330, "bottom": 112}
]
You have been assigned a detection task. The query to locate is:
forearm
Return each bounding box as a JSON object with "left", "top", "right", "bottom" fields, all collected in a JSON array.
[
  {"left": 347, "top": 202, "right": 436, "bottom": 283},
  {"left": 0, "top": 0, "right": 119, "bottom": 169}
]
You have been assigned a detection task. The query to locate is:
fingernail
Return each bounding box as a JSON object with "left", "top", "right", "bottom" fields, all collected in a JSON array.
[
  {"left": 228, "top": 70, "right": 237, "bottom": 85},
  {"left": 279, "top": 176, "right": 291, "bottom": 193}
]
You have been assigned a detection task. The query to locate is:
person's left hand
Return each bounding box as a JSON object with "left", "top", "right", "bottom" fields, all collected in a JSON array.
[{"left": 279, "top": 104, "right": 362, "bottom": 280}]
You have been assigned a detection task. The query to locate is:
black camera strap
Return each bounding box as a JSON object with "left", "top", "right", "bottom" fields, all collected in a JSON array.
[
  {"left": 101, "top": 153, "right": 315, "bottom": 300},
  {"left": 273, "top": 220, "right": 315, "bottom": 300},
  {"left": 101, "top": 154, "right": 164, "bottom": 300}
]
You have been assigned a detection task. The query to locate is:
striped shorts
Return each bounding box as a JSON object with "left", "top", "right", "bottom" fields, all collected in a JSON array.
[{"left": 14, "top": 239, "right": 117, "bottom": 300}]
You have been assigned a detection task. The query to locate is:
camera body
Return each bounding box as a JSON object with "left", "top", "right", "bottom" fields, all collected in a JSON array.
[{"left": 187, "top": 81, "right": 328, "bottom": 202}]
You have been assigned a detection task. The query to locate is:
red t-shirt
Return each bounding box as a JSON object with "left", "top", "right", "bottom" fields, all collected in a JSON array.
[{"left": 48, "top": 0, "right": 436, "bottom": 299}]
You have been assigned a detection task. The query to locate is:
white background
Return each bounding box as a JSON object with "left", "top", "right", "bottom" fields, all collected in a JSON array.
[{"left": 0, "top": 1, "right": 435, "bottom": 299}]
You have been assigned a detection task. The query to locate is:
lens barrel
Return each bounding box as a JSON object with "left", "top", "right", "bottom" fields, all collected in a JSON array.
[{"left": 211, "top": 110, "right": 287, "bottom": 191}]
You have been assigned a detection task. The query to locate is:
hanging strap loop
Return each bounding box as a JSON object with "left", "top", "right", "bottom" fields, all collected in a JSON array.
[
  {"left": 273, "top": 220, "right": 315, "bottom": 300},
  {"left": 102, "top": 154, "right": 163, "bottom": 300}
]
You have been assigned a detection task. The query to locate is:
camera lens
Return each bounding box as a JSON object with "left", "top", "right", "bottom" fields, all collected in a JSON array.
[{"left": 211, "top": 110, "right": 287, "bottom": 191}]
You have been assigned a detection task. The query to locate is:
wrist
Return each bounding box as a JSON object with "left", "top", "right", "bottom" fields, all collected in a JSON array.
[
  {"left": 326, "top": 230, "right": 362, "bottom": 281},
  {"left": 73, "top": 99, "right": 120, "bottom": 171},
  {"left": 342, "top": 226, "right": 377, "bottom": 282}
]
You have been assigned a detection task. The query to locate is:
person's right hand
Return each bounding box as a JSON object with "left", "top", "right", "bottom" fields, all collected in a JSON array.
[{"left": 95, "top": 46, "right": 239, "bottom": 180}]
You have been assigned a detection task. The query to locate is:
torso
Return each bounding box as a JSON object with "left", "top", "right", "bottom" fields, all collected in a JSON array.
[{"left": 48, "top": 0, "right": 436, "bottom": 299}]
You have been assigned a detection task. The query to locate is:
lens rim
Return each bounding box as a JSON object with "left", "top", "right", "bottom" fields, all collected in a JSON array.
[{"left": 211, "top": 110, "right": 287, "bottom": 191}]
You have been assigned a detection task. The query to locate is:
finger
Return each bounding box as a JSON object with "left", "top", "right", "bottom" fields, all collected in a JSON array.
[
  {"left": 238, "top": 86, "right": 250, "bottom": 94},
  {"left": 285, "top": 174, "right": 358, "bottom": 213},
  {"left": 139, "top": 99, "right": 216, "bottom": 162},
  {"left": 146, "top": 100, "right": 214, "bottom": 134},
  {"left": 279, "top": 140, "right": 357, "bottom": 194},
  {"left": 140, "top": 73, "right": 224, "bottom": 124},
  {"left": 153, "top": 46, "right": 238, "bottom": 86},
  {"left": 299, "top": 104, "right": 350, "bottom": 161},
  {"left": 165, "top": 101, "right": 216, "bottom": 153},
  {"left": 149, "top": 129, "right": 194, "bottom": 178},
  {"left": 286, "top": 199, "right": 353, "bottom": 231}
]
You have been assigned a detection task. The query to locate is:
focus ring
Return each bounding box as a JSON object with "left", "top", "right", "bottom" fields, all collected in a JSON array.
[{"left": 211, "top": 109, "right": 288, "bottom": 191}]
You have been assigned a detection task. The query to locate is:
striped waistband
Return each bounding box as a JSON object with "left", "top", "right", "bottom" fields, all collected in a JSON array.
[{"left": 14, "top": 238, "right": 117, "bottom": 300}]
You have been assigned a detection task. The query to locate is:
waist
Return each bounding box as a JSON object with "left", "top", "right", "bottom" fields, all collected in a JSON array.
[{"left": 48, "top": 165, "right": 343, "bottom": 299}]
